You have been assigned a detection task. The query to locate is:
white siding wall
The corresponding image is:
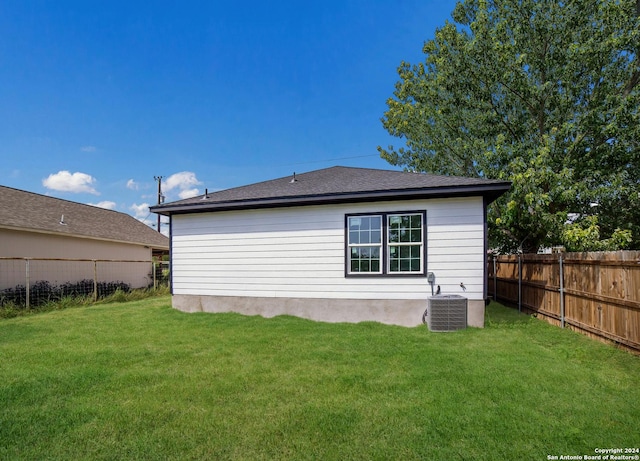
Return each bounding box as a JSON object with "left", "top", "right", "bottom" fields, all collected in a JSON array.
[{"left": 171, "top": 197, "right": 486, "bottom": 301}]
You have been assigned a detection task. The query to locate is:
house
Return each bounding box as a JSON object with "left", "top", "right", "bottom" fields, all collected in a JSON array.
[
  {"left": 0, "top": 185, "right": 169, "bottom": 290},
  {"left": 151, "top": 166, "right": 510, "bottom": 327}
]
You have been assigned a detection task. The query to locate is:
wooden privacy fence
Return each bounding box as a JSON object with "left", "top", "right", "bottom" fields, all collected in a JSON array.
[{"left": 488, "top": 251, "right": 640, "bottom": 353}]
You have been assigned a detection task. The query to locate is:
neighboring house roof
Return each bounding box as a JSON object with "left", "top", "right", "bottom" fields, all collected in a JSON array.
[
  {"left": 0, "top": 185, "right": 169, "bottom": 249},
  {"left": 152, "top": 166, "right": 511, "bottom": 215}
]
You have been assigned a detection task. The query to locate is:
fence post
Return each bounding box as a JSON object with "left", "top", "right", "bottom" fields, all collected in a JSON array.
[
  {"left": 93, "top": 260, "right": 98, "bottom": 302},
  {"left": 559, "top": 254, "right": 565, "bottom": 328},
  {"left": 153, "top": 261, "right": 157, "bottom": 290},
  {"left": 25, "top": 258, "right": 30, "bottom": 309},
  {"left": 518, "top": 254, "right": 522, "bottom": 313},
  {"left": 493, "top": 256, "right": 497, "bottom": 301}
]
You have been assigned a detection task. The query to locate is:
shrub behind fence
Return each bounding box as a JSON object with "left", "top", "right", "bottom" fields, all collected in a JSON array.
[{"left": 0, "top": 258, "right": 170, "bottom": 308}]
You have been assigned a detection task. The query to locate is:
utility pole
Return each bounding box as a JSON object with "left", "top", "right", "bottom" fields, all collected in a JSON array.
[{"left": 154, "top": 176, "right": 164, "bottom": 233}]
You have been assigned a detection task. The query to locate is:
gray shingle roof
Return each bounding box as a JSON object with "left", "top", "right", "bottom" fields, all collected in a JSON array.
[
  {"left": 0, "top": 185, "right": 169, "bottom": 249},
  {"left": 152, "top": 166, "right": 510, "bottom": 215}
]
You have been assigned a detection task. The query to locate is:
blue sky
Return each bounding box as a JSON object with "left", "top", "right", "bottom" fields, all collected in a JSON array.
[{"left": 1, "top": 0, "right": 457, "bottom": 230}]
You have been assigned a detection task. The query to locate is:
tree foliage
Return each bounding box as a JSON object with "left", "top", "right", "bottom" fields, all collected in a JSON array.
[
  {"left": 379, "top": 0, "right": 640, "bottom": 253},
  {"left": 562, "top": 216, "right": 632, "bottom": 252}
]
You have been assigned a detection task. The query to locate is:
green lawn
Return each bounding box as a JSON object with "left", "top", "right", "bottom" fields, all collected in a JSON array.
[{"left": 1, "top": 297, "right": 638, "bottom": 460}]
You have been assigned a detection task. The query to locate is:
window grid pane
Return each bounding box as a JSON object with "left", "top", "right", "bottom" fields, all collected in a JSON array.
[
  {"left": 389, "top": 245, "right": 422, "bottom": 273},
  {"left": 349, "top": 246, "right": 382, "bottom": 273}
]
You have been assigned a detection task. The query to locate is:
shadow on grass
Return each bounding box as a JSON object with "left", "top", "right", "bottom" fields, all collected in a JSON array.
[{"left": 485, "top": 300, "right": 535, "bottom": 327}]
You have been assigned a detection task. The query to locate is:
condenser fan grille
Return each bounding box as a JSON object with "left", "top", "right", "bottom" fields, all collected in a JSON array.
[{"left": 427, "top": 295, "right": 467, "bottom": 332}]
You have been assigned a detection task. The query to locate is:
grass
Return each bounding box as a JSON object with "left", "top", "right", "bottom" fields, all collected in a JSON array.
[
  {"left": 0, "top": 285, "right": 170, "bottom": 319},
  {"left": 1, "top": 298, "right": 638, "bottom": 460}
]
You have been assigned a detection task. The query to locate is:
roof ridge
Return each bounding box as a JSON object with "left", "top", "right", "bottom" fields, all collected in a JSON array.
[
  {"left": 0, "top": 184, "right": 129, "bottom": 217},
  {"left": 305, "top": 165, "right": 499, "bottom": 180}
]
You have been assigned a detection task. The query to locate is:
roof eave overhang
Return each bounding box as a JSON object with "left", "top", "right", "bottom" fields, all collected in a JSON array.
[{"left": 151, "top": 183, "right": 511, "bottom": 216}]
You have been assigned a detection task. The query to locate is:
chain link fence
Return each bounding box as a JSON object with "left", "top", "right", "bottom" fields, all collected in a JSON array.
[{"left": 0, "top": 257, "right": 170, "bottom": 308}]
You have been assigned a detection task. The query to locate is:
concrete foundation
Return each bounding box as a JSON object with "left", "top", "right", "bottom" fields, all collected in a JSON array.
[{"left": 172, "top": 294, "right": 485, "bottom": 328}]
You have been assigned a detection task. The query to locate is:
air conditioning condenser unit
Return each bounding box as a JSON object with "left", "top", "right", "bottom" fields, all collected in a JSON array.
[{"left": 426, "top": 294, "right": 467, "bottom": 332}]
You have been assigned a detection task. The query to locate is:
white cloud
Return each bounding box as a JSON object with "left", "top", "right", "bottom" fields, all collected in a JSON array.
[
  {"left": 43, "top": 170, "right": 99, "bottom": 195},
  {"left": 126, "top": 179, "right": 139, "bottom": 190},
  {"left": 80, "top": 146, "right": 97, "bottom": 152},
  {"left": 178, "top": 188, "right": 200, "bottom": 199},
  {"left": 163, "top": 171, "right": 202, "bottom": 199},
  {"left": 88, "top": 200, "right": 117, "bottom": 210},
  {"left": 130, "top": 202, "right": 150, "bottom": 219}
]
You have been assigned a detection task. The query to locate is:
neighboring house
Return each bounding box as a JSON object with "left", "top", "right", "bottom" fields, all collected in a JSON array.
[
  {"left": 0, "top": 185, "right": 169, "bottom": 290},
  {"left": 151, "top": 166, "right": 510, "bottom": 327}
]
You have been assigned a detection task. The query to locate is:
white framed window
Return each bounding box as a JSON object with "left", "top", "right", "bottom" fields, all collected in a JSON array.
[
  {"left": 388, "top": 213, "right": 424, "bottom": 273},
  {"left": 346, "top": 211, "right": 426, "bottom": 277},
  {"left": 347, "top": 215, "right": 383, "bottom": 274}
]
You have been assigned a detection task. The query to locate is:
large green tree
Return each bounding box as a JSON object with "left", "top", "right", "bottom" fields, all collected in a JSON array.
[{"left": 379, "top": 0, "right": 640, "bottom": 253}]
